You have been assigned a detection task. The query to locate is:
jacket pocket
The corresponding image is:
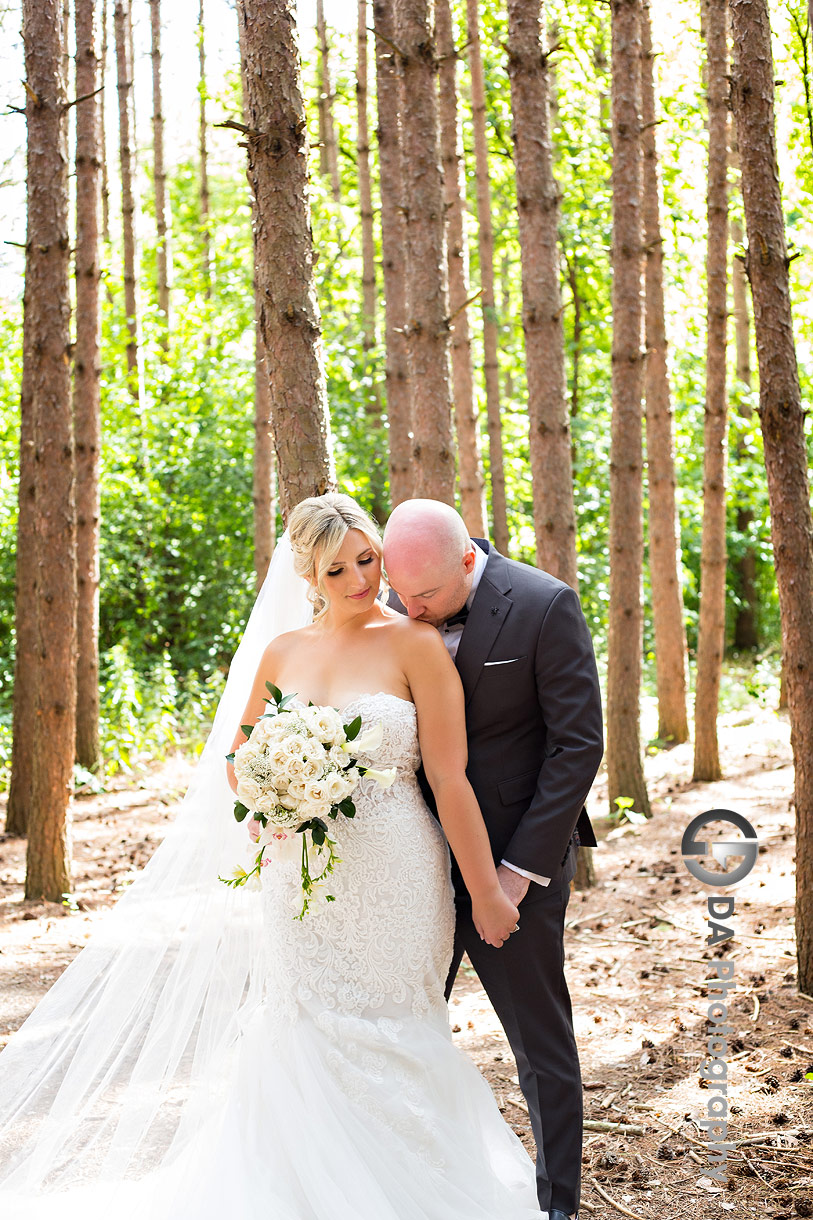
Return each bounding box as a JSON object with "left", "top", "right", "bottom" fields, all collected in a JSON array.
[{"left": 498, "top": 767, "right": 540, "bottom": 807}]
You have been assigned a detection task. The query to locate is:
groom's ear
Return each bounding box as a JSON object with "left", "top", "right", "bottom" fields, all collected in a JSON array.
[{"left": 463, "top": 547, "right": 477, "bottom": 574}]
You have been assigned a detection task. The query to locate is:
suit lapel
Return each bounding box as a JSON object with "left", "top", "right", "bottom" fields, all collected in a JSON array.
[{"left": 455, "top": 547, "right": 513, "bottom": 706}]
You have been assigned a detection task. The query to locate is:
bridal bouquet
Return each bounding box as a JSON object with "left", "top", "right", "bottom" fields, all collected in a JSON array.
[{"left": 220, "top": 682, "right": 396, "bottom": 916}]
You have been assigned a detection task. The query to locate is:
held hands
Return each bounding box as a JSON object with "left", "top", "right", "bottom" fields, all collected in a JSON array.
[
  {"left": 496, "top": 863, "right": 531, "bottom": 906},
  {"left": 472, "top": 885, "right": 520, "bottom": 948}
]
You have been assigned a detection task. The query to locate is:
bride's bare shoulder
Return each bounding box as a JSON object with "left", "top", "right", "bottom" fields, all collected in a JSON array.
[{"left": 260, "top": 625, "right": 314, "bottom": 664}]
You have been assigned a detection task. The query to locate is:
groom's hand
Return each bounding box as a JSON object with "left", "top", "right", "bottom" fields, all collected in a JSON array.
[{"left": 496, "top": 863, "right": 530, "bottom": 906}]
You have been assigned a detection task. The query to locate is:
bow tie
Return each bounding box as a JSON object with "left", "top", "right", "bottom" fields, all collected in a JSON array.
[{"left": 445, "top": 604, "right": 470, "bottom": 629}]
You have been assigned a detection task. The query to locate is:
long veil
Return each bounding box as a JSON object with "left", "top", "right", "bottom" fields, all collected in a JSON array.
[{"left": 0, "top": 532, "right": 313, "bottom": 1214}]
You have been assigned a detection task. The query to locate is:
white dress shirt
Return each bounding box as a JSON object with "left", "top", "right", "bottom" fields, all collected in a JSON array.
[{"left": 439, "top": 543, "right": 551, "bottom": 889}]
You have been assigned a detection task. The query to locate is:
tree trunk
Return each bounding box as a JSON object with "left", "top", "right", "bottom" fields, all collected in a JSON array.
[
  {"left": 236, "top": 0, "right": 335, "bottom": 520},
  {"left": 466, "top": 0, "right": 509, "bottom": 552},
  {"left": 5, "top": 349, "right": 37, "bottom": 837},
  {"left": 729, "top": 0, "right": 813, "bottom": 994},
  {"left": 437, "top": 0, "right": 486, "bottom": 536},
  {"left": 356, "top": 0, "right": 382, "bottom": 429},
  {"left": 114, "top": 1, "right": 140, "bottom": 404},
  {"left": 606, "top": 0, "right": 650, "bottom": 818},
  {"left": 198, "top": 0, "right": 212, "bottom": 298},
  {"left": 395, "top": 0, "right": 455, "bottom": 504},
  {"left": 693, "top": 0, "right": 728, "bottom": 783},
  {"left": 640, "top": 0, "right": 689, "bottom": 745},
  {"left": 729, "top": 40, "right": 758, "bottom": 651},
  {"left": 236, "top": 8, "right": 277, "bottom": 585},
  {"left": 373, "top": 0, "right": 412, "bottom": 508},
  {"left": 100, "top": 0, "right": 110, "bottom": 245},
  {"left": 74, "top": 0, "right": 102, "bottom": 773},
  {"left": 22, "top": 0, "right": 77, "bottom": 900},
  {"left": 316, "top": 0, "right": 341, "bottom": 201},
  {"left": 506, "top": 0, "right": 578, "bottom": 590},
  {"left": 150, "top": 0, "right": 170, "bottom": 335}
]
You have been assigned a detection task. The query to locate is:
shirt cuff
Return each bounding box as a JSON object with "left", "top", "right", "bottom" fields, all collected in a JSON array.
[{"left": 500, "top": 859, "right": 551, "bottom": 887}]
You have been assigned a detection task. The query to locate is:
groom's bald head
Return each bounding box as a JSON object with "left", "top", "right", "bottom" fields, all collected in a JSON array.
[{"left": 383, "top": 499, "right": 476, "bottom": 627}]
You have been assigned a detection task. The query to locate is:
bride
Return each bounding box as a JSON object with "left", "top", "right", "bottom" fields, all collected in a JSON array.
[{"left": 0, "top": 492, "right": 543, "bottom": 1219}]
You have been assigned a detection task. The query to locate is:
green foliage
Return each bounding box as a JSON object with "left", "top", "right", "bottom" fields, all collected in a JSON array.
[{"left": 1, "top": 0, "right": 809, "bottom": 793}]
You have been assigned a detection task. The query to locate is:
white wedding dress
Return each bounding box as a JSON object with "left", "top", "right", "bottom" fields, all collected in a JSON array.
[{"left": 1, "top": 693, "right": 541, "bottom": 1219}]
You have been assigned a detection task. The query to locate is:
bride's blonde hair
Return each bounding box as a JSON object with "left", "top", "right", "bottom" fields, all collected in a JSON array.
[{"left": 287, "top": 492, "right": 384, "bottom": 619}]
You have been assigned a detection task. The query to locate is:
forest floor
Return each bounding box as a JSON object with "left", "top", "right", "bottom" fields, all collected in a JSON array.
[{"left": 1, "top": 700, "right": 811, "bottom": 1220}]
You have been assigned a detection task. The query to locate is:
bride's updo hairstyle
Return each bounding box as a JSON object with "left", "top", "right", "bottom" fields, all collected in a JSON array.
[{"left": 287, "top": 492, "right": 383, "bottom": 619}]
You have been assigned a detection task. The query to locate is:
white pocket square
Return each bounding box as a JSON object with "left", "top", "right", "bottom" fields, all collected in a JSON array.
[{"left": 483, "top": 657, "right": 525, "bottom": 667}]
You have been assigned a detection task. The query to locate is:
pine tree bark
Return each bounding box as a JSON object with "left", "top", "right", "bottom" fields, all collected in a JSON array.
[
  {"left": 356, "top": 0, "right": 381, "bottom": 427},
  {"left": 729, "top": 0, "right": 813, "bottom": 993},
  {"left": 640, "top": 0, "right": 688, "bottom": 745},
  {"left": 437, "top": 0, "right": 486, "bottom": 536},
  {"left": 114, "top": 0, "right": 140, "bottom": 402},
  {"left": 6, "top": 356, "right": 37, "bottom": 836},
  {"left": 74, "top": 0, "right": 102, "bottom": 773},
  {"left": 198, "top": 0, "right": 212, "bottom": 298},
  {"left": 316, "top": 0, "right": 341, "bottom": 201},
  {"left": 21, "top": 0, "right": 77, "bottom": 899},
  {"left": 236, "top": 8, "right": 277, "bottom": 583},
  {"left": 606, "top": 0, "right": 650, "bottom": 818},
  {"left": 466, "top": 0, "right": 508, "bottom": 549},
  {"left": 395, "top": 0, "right": 455, "bottom": 504},
  {"left": 236, "top": 0, "right": 335, "bottom": 519},
  {"left": 100, "top": 0, "right": 110, "bottom": 245},
  {"left": 506, "top": 0, "right": 578, "bottom": 590},
  {"left": 693, "top": 0, "right": 728, "bottom": 783},
  {"left": 729, "top": 47, "right": 758, "bottom": 650},
  {"left": 373, "top": 0, "right": 412, "bottom": 507},
  {"left": 150, "top": 0, "right": 170, "bottom": 334}
]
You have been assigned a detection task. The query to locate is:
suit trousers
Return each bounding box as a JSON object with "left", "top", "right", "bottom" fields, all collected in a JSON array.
[{"left": 445, "top": 842, "right": 581, "bottom": 1214}]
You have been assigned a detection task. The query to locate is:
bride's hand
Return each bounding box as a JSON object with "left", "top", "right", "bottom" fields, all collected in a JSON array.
[{"left": 472, "top": 887, "right": 520, "bottom": 949}]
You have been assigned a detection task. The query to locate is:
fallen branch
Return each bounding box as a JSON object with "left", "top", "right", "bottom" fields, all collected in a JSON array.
[
  {"left": 584, "top": 1119, "right": 645, "bottom": 1135},
  {"left": 588, "top": 1179, "right": 646, "bottom": 1219}
]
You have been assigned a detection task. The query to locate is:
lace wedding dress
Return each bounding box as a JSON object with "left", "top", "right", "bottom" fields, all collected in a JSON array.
[{"left": 2, "top": 693, "right": 542, "bottom": 1220}]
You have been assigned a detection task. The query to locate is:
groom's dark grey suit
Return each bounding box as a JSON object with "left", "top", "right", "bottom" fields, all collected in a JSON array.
[{"left": 391, "top": 539, "right": 603, "bottom": 1215}]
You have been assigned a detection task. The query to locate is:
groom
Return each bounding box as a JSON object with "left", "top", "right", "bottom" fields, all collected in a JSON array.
[{"left": 383, "top": 499, "right": 603, "bottom": 1220}]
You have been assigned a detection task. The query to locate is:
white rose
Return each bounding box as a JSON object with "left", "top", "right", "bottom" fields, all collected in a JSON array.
[
  {"left": 236, "top": 776, "right": 263, "bottom": 810},
  {"left": 309, "top": 707, "right": 346, "bottom": 746},
  {"left": 344, "top": 722, "right": 384, "bottom": 755},
  {"left": 281, "top": 753, "right": 309, "bottom": 783},
  {"left": 283, "top": 733, "right": 309, "bottom": 757},
  {"left": 322, "top": 771, "right": 352, "bottom": 803},
  {"left": 328, "top": 744, "right": 347, "bottom": 768},
  {"left": 296, "top": 755, "right": 324, "bottom": 782},
  {"left": 234, "top": 740, "right": 260, "bottom": 772},
  {"left": 267, "top": 742, "right": 290, "bottom": 772},
  {"left": 286, "top": 777, "right": 309, "bottom": 802},
  {"left": 251, "top": 718, "right": 275, "bottom": 743},
  {"left": 301, "top": 781, "right": 331, "bottom": 818}
]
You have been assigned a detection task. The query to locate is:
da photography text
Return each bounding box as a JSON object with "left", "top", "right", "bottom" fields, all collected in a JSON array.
[{"left": 681, "top": 809, "right": 760, "bottom": 1183}]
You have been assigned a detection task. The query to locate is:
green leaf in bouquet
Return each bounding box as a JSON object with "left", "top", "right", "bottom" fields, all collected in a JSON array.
[
  {"left": 344, "top": 714, "right": 362, "bottom": 741},
  {"left": 233, "top": 801, "right": 250, "bottom": 823},
  {"left": 241, "top": 724, "right": 254, "bottom": 738},
  {"left": 278, "top": 692, "right": 299, "bottom": 709},
  {"left": 264, "top": 680, "right": 283, "bottom": 704},
  {"left": 338, "top": 798, "right": 356, "bottom": 818},
  {"left": 225, "top": 751, "right": 235, "bottom": 762}
]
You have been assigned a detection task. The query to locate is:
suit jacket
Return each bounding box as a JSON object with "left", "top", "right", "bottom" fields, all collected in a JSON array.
[{"left": 391, "top": 541, "right": 604, "bottom": 890}]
